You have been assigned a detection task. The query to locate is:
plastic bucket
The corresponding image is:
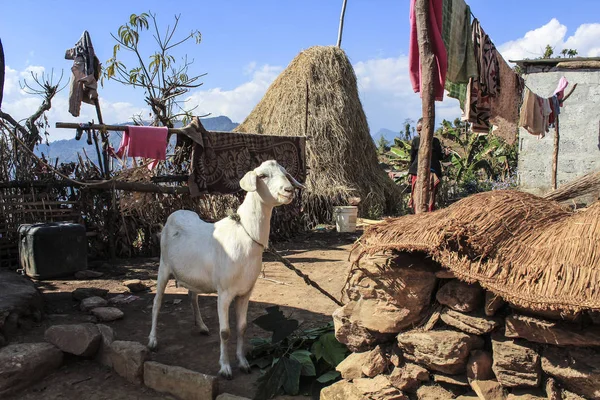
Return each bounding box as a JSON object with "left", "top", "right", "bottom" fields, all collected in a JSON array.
[{"left": 333, "top": 206, "right": 358, "bottom": 233}]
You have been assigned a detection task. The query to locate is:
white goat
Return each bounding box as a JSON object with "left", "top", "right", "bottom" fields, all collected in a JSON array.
[{"left": 148, "top": 160, "right": 304, "bottom": 379}]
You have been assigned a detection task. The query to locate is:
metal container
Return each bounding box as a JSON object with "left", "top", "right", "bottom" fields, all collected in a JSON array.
[{"left": 18, "top": 222, "right": 87, "bottom": 279}]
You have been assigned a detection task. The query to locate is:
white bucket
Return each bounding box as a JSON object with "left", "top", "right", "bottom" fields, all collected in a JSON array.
[{"left": 333, "top": 206, "right": 358, "bottom": 233}]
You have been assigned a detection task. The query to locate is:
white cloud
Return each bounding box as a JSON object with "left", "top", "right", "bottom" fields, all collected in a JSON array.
[
  {"left": 498, "top": 18, "right": 600, "bottom": 61},
  {"left": 184, "top": 63, "right": 282, "bottom": 123}
]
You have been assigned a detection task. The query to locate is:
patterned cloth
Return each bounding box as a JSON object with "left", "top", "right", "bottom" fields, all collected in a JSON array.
[
  {"left": 188, "top": 124, "right": 306, "bottom": 196},
  {"left": 442, "top": 0, "right": 477, "bottom": 84},
  {"left": 489, "top": 53, "right": 524, "bottom": 144},
  {"left": 65, "top": 31, "right": 100, "bottom": 117}
]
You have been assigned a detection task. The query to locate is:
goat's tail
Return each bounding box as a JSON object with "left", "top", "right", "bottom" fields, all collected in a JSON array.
[{"left": 155, "top": 223, "right": 164, "bottom": 244}]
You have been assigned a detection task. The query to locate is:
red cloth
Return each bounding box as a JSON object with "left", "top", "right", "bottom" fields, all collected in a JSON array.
[
  {"left": 408, "top": 173, "right": 440, "bottom": 213},
  {"left": 409, "top": 0, "right": 447, "bottom": 101},
  {"left": 110, "top": 126, "right": 168, "bottom": 161}
]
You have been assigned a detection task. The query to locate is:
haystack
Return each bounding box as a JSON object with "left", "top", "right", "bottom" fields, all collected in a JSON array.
[
  {"left": 352, "top": 190, "right": 600, "bottom": 312},
  {"left": 234, "top": 46, "right": 402, "bottom": 227}
]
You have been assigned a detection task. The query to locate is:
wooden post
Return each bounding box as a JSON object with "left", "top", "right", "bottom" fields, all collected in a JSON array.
[
  {"left": 414, "top": 0, "right": 436, "bottom": 214},
  {"left": 552, "top": 115, "right": 559, "bottom": 190},
  {"left": 336, "top": 0, "right": 348, "bottom": 48}
]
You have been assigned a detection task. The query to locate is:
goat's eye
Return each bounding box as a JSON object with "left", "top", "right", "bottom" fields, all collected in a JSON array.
[{"left": 257, "top": 174, "right": 267, "bottom": 179}]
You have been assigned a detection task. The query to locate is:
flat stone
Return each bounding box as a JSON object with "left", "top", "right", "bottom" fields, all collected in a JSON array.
[
  {"left": 332, "top": 305, "right": 393, "bottom": 352},
  {"left": 455, "top": 395, "right": 479, "bottom": 400},
  {"left": 74, "top": 270, "right": 104, "bottom": 279},
  {"left": 215, "top": 395, "right": 251, "bottom": 400},
  {"left": 541, "top": 346, "right": 600, "bottom": 399},
  {"left": 110, "top": 341, "right": 149, "bottom": 385},
  {"left": 397, "top": 330, "right": 484, "bottom": 374},
  {"left": 545, "top": 378, "right": 561, "bottom": 400},
  {"left": 390, "top": 346, "right": 403, "bottom": 367},
  {"left": 354, "top": 376, "right": 408, "bottom": 400},
  {"left": 341, "top": 253, "right": 438, "bottom": 334},
  {"left": 435, "top": 270, "right": 456, "bottom": 279},
  {"left": 144, "top": 361, "right": 218, "bottom": 400},
  {"left": 336, "top": 345, "right": 388, "bottom": 379},
  {"left": 123, "top": 279, "right": 147, "bottom": 293},
  {"left": 90, "top": 307, "right": 124, "bottom": 322},
  {"left": 80, "top": 296, "right": 108, "bottom": 311},
  {"left": 72, "top": 287, "right": 109, "bottom": 301},
  {"left": 467, "top": 350, "right": 494, "bottom": 381},
  {"left": 0, "top": 342, "right": 63, "bottom": 397},
  {"left": 389, "top": 363, "right": 430, "bottom": 392},
  {"left": 491, "top": 336, "right": 541, "bottom": 388},
  {"left": 505, "top": 314, "right": 600, "bottom": 346},
  {"left": 320, "top": 380, "right": 368, "bottom": 400},
  {"left": 485, "top": 292, "right": 505, "bottom": 316},
  {"left": 0, "top": 270, "right": 43, "bottom": 339},
  {"left": 95, "top": 324, "right": 115, "bottom": 367},
  {"left": 506, "top": 388, "right": 546, "bottom": 399},
  {"left": 433, "top": 373, "right": 469, "bottom": 387},
  {"left": 44, "top": 323, "right": 101, "bottom": 357},
  {"left": 416, "top": 384, "right": 457, "bottom": 399},
  {"left": 470, "top": 379, "right": 507, "bottom": 400},
  {"left": 436, "top": 280, "right": 482, "bottom": 313},
  {"left": 440, "top": 308, "right": 500, "bottom": 335}
]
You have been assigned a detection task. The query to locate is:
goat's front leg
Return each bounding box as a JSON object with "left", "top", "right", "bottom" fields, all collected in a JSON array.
[
  {"left": 235, "top": 291, "right": 252, "bottom": 373},
  {"left": 217, "top": 290, "right": 235, "bottom": 379}
]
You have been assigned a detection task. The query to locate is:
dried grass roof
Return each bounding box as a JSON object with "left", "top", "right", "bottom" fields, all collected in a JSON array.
[
  {"left": 353, "top": 190, "right": 600, "bottom": 312},
  {"left": 234, "top": 46, "right": 402, "bottom": 225}
]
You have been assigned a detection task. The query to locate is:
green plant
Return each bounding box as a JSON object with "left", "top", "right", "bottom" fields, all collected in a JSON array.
[{"left": 249, "top": 306, "right": 348, "bottom": 399}]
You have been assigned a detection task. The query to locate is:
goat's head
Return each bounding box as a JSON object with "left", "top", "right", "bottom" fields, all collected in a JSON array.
[{"left": 239, "top": 160, "right": 305, "bottom": 206}]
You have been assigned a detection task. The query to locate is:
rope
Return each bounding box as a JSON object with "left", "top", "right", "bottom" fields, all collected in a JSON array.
[{"left": 265, "top": 244, "right": 344, "bottom": 307}]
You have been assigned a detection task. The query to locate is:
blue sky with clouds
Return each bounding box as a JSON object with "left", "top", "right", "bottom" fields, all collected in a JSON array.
[{"left": 2, "top": 0, "right": 600, "bottom": 141}]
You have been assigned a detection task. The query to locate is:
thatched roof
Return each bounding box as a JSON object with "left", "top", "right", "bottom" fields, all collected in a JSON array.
[
  {"left": 352, "top": 190, "right": 600, "bottom": 312},
  {"left": 234, "top": 46, "right": 402, "bottom": 226}
]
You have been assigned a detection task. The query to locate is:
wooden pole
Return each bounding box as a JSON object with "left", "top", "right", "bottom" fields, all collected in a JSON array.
[
  {"left": 414, "top": 0, "right": 436, "bottom": 214},
  {"left": 552, "top": 115, "right": 560, "bottom": 190},
  {"left": 336, "top": 0, "right": 348, "bottom": 48}
]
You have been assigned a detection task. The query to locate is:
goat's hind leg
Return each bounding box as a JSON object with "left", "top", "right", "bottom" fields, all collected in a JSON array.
[
  {"left": 189, "top": 290, "right": 209, "bottom": 334},
  {"left": 217, "top": 290, "right": 235, "bottom": 379},
  {"left": 148, "top": 259, "right": 169, "bottom": 350}
]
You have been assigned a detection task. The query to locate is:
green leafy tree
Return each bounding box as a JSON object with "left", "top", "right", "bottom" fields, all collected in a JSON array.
[
  {"left": 376, "top": 134, "right": 390, "bottom": 154},
  {"left": 543, "top": 44, "right": 554, "bottom": 59},
  {"left": 567, "top": 49, "right": 578, "bottom": 58},
  {"left": 403, "top": 118, "right": 415, "bottom": 141},
  {"left": 561, "top": 48, "right": 569, "bottom": 58}
]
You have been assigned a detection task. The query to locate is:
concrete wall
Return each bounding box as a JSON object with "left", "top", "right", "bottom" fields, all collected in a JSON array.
[{"left": 517, "top": 69, "right": 600, "bottom": 196}]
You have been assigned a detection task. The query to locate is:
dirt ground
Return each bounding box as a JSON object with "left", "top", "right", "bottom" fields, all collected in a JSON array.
[{"left": 6, "top": 228, "right": 360, "bottom": 400}]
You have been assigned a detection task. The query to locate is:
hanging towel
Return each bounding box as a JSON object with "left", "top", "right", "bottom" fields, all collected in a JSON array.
[
  {"left": 442, "top": 0, "right": 477, "bottom": 84},
  {"left": 553, "top": 76, "right": 569, "bottom": 105},
  {"left": 409, "top": 0, "right": 447, "bottom": 101},
  {"left": 65, "top": 31, "right": 100, "bottom": 117},
  {"left": 519, "top": 87, "right": 545, "bottom": 137},
  {"left": 489, "top": 54, "right": 524, "bottom": 144},
  {"left": 110, "top": 126, "right": 168, "bottom": 161},
  {"left": 542, "top": 98, "right": 552, "bottom": 133}
]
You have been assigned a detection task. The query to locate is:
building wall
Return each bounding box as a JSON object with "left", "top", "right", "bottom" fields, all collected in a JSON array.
[{"left": 517, "top": 69, "right": 600, "bottom": 196}]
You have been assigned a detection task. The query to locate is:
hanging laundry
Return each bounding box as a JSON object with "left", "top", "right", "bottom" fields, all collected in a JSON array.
[
  {"left": 553, "top": 76, "right": 569, "bottom": 105},
  {"left": 409, "top": 0, "right": 447, "bottom": 101},
  {"left": 442, "top": 0, "right": 477, "bottom": 84},
  {"left": 65, "top": 31, "right": 101, "bottom": 117},
  {"left": 489, "top": 54, "right": 524, "bottom": 145},
  {"left": 519, "top": 87, "right": 545, "bottom": 137},
  {"left": 110, "top": 125, "right": 168, "bottom": 163},
  {"left": 542, "top": 98, "right": 552, "bottom": 134}
]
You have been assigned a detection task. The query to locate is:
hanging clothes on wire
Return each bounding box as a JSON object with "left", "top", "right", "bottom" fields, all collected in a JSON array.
[
  {"left": 488, "top": 53, "right": 524, "bottom": 145},
  {"left": 109, "top": 125, "right": 168, "bottom": 169},
  {"left": 519, "top": 87, "right": 545, "bottom": 137},
  {"left": 409, "top": 0, "right": 447, "bottom": 101},
  {"left": 65, "top": 31, "right": 100, "bottom": 117}
]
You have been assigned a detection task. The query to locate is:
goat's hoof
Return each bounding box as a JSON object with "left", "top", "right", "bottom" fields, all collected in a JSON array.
[
  {"left": 219, "top": 365, "right": 233, "bottom": 380},
  {"left": 239, "top": 358, "right": 252, "bottom": 374},
  {"left": 197, "top": 325, "right": 210, "bottom": 335},
  {"left": 147, "top": 338, "right": 158, "bottom": 350}
]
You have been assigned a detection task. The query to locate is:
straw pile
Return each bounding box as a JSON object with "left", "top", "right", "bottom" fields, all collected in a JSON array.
[
  {"left": 234, "top": 46, "right": 402, "bottom": 227},
  {"left": 353, "top": 190, "right": 600, "bottom": 312}
]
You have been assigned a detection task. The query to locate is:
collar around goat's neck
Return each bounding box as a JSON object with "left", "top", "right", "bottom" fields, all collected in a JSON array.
[{"left": 229, "top": 212, "right": 266, "bottom": 249}]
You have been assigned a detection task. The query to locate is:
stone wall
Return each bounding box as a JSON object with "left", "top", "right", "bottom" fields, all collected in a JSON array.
[
  {"left": 518, "top": 68, "right": 600, "bottom": 197},
  {"left": 325, "top": 253, "right": 600, "bottom": 399}
]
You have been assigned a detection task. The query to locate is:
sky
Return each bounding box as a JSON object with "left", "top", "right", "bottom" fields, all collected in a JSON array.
[{"left": 2, "top": 0, "right": 600, "bottom": 141}]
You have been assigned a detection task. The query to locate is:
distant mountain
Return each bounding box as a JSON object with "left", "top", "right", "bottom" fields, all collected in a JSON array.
[
  {"left": 373, "top": 128, "right": 400, "bottom": 143},
  {"left": 37, "top": 116, "right": 239, "bottom": 164}
]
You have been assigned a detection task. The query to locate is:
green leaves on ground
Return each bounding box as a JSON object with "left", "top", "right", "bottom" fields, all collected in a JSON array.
[{"left": 311, "top": 332, "right": 348, "bottom": 367}]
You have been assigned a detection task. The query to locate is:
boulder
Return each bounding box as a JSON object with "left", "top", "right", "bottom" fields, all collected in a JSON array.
[
  {"left": 0, "top": 342, "right": 63, "bottom": 396},
  {"left": 336, "top": 345, "right": 388, "bottom": 379},
  {"left": 440, "top": 308, "right": 500, "bottom": 335},
  {"left": 353, "top": 376, "right": 408, "bottom": 400},
  {"left": 216, "top": 395, "right": 251, "bottom": 400},
  {"left": 0, "top": 270, "right": 43, "bottom": 340},
  {"left": 506, "top": 388, "right": 546, "bottom": 399},
  {"left": 74, "top": 270, "right": 104, "bottom": 279},
  {"left": 469, "top": 379, "right": 507, "bottom": 400},
  {"left": 435, "top": 270, "right": 456, "bottom": 279},
  {"left": 485, "top": 292, "right": 505, "bottom": 317},
  {"left": 505, "top": 314, "right": 600, "bottom": 346},
  {"left": 397, "top": 330, "right": 483, "bottom": 374},
  {"left": 432, "top": 373, "right": 469, "bottom": 387},
  {"left": 416, "top": 384, "right": 457, "bottom": 399},
  {"left": 436, "top": 280, "right": 482, "bottom": 313},
  {"left": 342, "top": 253, "right": 438, "bottom": 333},
  {"left": 332, "top": 305, "right": 392, "bottom": 352},
  {"left": 44, "top": 323, "right": 101, "bottom": 357},
  {"left": 491, "top": 336, "right": 541, "bottom": 388},
  {"left": 95, "top": 324, "right": 115, "bottom": 367},
  {"left": 80, "top": 296, "right": 108, "bottom": 311},
  {"left": 467, "top": 350, "right": 494, "bottom": 381},
  {"left": 72, "top": 287, "right": 109, "bottom": 301},
  {"left": 389, "top": 363, "right": 430, "bottom": 392},
  {"left": 110, "top": 341, "right": 149, "bottom": 385},
  {"left": 123, "top": 279, "right": 147, "bottom": 293},
  {"left": 91, "top": 307, "right": 124, "bottom": 322},
  {"left": 320, "top": 380, "right": 369, "bottom": 400},
  {"left": 144, "top": 361, "right": 218, "bottom": 400},
  {"left": 541, "top": 346, "right": 600, "bottom": 399}
]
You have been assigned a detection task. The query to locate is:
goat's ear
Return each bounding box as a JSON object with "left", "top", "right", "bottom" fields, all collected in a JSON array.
[{"left": 240, "top": 170, "right": 258, "bottom": 192}]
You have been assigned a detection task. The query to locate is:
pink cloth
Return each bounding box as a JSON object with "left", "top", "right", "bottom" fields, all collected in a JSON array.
[
  {"left": 553, "top": 76, "right": 569, "bottom": 105},
  {"left": 409, "top": 0, "right": 447, "bottom": 101},
  {"left": 110, "top": 125, "right": 168, "bottom": 160}
]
